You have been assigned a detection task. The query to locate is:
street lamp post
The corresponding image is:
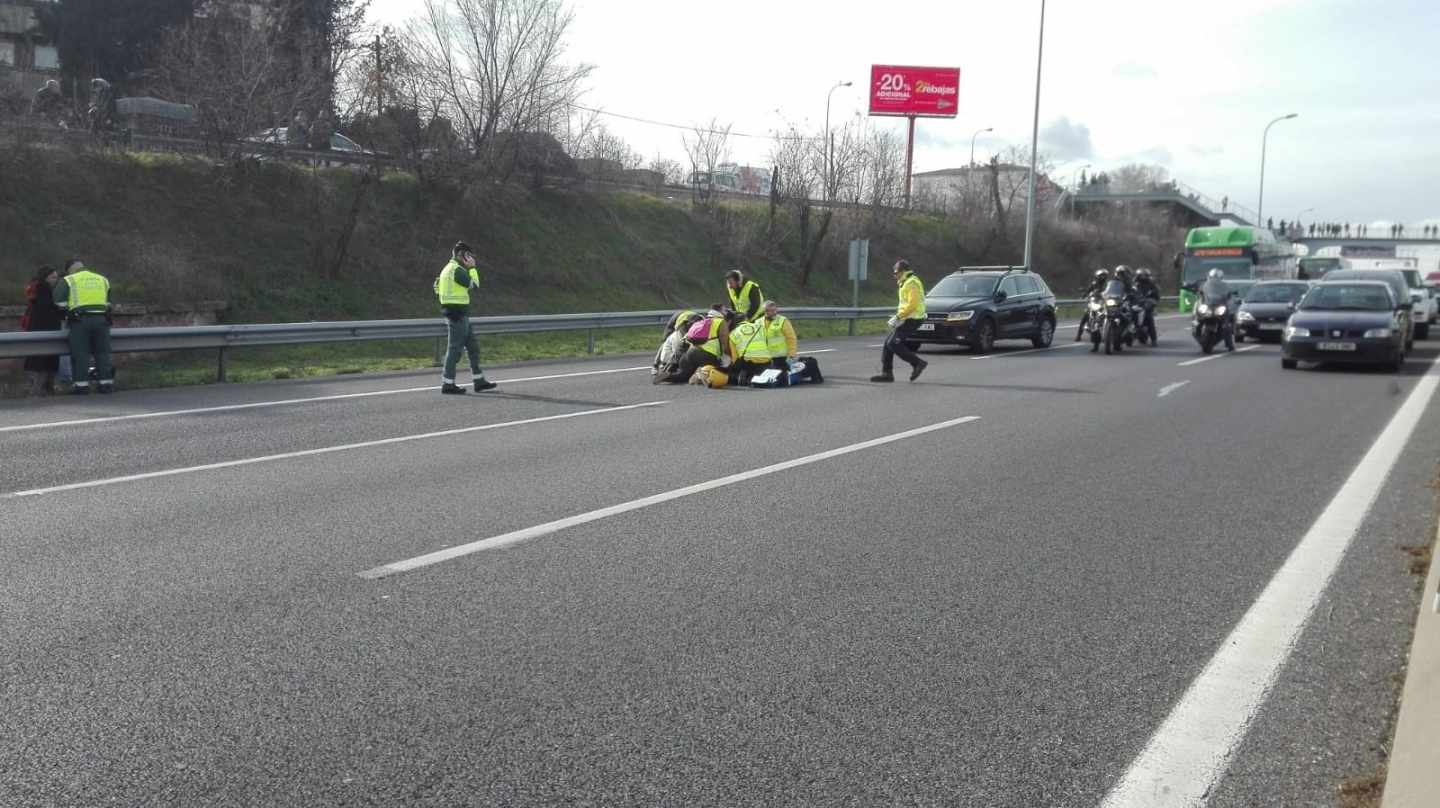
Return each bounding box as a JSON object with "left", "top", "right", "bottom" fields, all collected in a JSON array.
[
  {"left": 1257, "top": 112, "right": 1298, "bottom": 228},
  {"left": 969, "top": 127, "right": 993, "bottom": 167},
  {"left": 1021, "top": 0, "right": 1046, "bottom": 271},
  {"left": 1067, "top": 163, "right": 1090, "bottom": 216},
  {"left": 825, "top": 81, "right": 853, "bottom": 202}
]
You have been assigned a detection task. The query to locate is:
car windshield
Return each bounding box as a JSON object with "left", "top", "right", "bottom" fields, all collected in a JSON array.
[
  {"left": 1300, "top": 285, "right": 1393, "bottom": 311},
  {"left": 1244, "top": 284, "right": 1306, "bottom": 303},
  {"left": 930, "top": 275, "right": 998, "bottom": 297}
]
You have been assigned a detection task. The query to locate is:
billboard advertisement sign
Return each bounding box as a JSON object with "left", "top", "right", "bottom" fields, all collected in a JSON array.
[{"left": 868, "top": 65, "right": 961, "bottom": 118}]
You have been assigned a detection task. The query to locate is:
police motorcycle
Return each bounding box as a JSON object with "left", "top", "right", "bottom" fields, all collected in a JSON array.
[{"left": 1188, "top": 271, "right": 1237, "bottom": 354}]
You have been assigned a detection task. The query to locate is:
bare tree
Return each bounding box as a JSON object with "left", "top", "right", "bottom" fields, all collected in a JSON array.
[
  {"left": 151, "top": 3, "right": 330, "bottom": 160},
  {"left": 681, "top": 117, "right": 731, "bottom": 208},
  {"left": 403, "top": 0, "right": 593, "bottom": 177},
  {"left": 648, "top": 155, "right": 685, "bottom": 186}
]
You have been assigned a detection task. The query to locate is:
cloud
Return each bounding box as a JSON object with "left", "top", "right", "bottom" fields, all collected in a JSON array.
[
  {"left": 1039, "top": 117, "right": 1094, "bottom": 161},
  {"left": 1134, "top": 146, "right": 1174, "bottom": 166},
  {"left": 1190, "top": 145, "right": 1225, "bottom": 157},
  {"left": 1113, "top": 61, "right": 1158, "bottom": 80}
]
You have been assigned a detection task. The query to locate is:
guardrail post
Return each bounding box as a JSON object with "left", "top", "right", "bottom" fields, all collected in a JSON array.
[
  {"left": 433, "top": 337, "right": 443, "bottom": 366},
  {"left": 217, "top": 347, "right": 227, "bottom": 383},
  {"left": 848, "top": 317, "right": 857, "bottom": 337},
  {"left": 586, "top": 329, "right": 595, "bottom": 354}
]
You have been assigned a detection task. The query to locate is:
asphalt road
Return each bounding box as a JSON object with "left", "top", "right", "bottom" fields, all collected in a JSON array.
[{"left": 2, "top": 321, "right": 1437, "bottom": 807}]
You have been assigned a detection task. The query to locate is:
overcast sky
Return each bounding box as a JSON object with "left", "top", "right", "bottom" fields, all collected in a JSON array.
[{"left": 370, "top": 0, "right": 1440, "bottom": 226}]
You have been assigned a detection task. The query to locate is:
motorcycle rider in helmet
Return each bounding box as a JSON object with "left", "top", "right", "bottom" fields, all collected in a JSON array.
[
  {"left": 1133, "top": 267, "right": 1162, "bottom": 344},
  {"left": 1076, "top": 268, "right": 1111, "bottom": 341}
]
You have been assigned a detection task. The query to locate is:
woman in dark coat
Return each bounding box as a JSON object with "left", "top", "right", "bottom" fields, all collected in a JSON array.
[{"left": 22, "top": 266, "right": 63, "bottom": 395}]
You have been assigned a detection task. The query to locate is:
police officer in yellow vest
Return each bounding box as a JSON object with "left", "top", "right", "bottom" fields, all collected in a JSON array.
[
  {"left": 434, "top": 241, "right": 497, "bottom": 395},
  {"left": 724, "top": 270, "right": 764, "bottom": 322},
  {"left": 759, "top": 300, "right": 824, "bottom": 385},
  {"left": 53, "top": 259, "right": 114, "bottom": 395},
  {"left": 727, "top": 316, "right": 773, "bottom": 385},
  {"left": 871, "top": 259, "right": 929, "bottom": 383}
]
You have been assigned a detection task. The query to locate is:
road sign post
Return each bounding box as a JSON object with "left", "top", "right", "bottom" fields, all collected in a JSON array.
[{"left": 848, "top": 239, "right": 869, "bottom": 335}]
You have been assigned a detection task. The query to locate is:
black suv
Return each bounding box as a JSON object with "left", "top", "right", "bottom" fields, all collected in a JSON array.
[{"left": 907, "top": 268, "right": 1059, "bottom": 353}]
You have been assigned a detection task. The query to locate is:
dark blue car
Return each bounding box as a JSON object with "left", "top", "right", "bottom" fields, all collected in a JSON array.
[{"left": 1281, "top": 281, "right": 1407, "bottom": 371}]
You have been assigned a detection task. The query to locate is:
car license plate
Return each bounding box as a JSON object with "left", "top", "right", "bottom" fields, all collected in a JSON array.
[
  {"left": 1318, "top": 342, "right": 1356, "bottom": 351},
  {"left": 917, "top": 324, "right": 935, "bottom": 331},
  {"left": 1259, "top": 323, "right": 1283, "bottom": 331}
]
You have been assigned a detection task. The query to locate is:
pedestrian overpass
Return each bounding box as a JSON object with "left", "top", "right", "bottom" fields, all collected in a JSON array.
[{"left": 1067, "top": 183, "right": 1254, "bottom": 228}]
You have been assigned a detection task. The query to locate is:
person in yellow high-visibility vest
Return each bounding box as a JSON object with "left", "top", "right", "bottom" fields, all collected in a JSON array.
[
  {"left": 724, "top": 270, "right": 764, "bottom": 322},
  {"left": 759, "top": 300, "right": 823, "bottom": 385},
  {"left": 434, "top": 241, "right": 496, "bottom": 395},
  {"left": 727, "top": 317, "right": 773, "bottom": 386},
  {"left": 871, "top": 259, "right": 929, "bottom": 383},
  {"left": 657, "top": 307, "right": 731, "bottom": 384},
  {"left": 53, "top": 259, "right": 114, "bottom": 395}
]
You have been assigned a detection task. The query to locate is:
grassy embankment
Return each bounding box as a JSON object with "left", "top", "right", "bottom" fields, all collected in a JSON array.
[{"left": 0, "top": 147, "right": 941, "bottom": 391}]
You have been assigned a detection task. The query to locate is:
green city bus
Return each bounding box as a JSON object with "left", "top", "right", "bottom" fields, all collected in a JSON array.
[
  {"left": 1177, "top": 226, "right": 1298, "bottom": 311},
  {"left": 1298, "top": 256, "right": 1343, "bottom": 280}
]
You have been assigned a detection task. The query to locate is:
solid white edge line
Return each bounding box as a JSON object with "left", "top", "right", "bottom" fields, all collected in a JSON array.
[
  {"left": 3, "top": 402, "right": 668, "bottom": 499},
  {"left": 358, "top": 414, "right": 983, "bottom": 579},
  {"left": 1100, "top": 356, "right": 1440, "bottom": 808},
  {"left": 0, "top": 366, "right": 653, "bottom": 434}
]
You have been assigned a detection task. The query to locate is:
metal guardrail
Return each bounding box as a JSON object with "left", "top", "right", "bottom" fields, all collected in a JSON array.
[{"left": 0, "top": 299, "right": 1175, "bottom": 382}]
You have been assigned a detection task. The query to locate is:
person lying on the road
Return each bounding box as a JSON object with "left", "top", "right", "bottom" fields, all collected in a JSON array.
[
  {"left": 656, "top": 307, "right": 732, "bottom": 384},
  {"left": 652, "top": 309, "right": 704, "bottom": 377}
]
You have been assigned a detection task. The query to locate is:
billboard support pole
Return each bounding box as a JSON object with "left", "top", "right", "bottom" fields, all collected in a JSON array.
[{"left": 904, "top": 115, "right": 916, "bottom": 209}]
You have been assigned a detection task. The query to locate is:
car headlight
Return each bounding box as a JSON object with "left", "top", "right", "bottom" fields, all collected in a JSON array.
[
  {"left": 1285, "top": 326, "right": 1311, "bottom": 338},
  {"left": 1216, "top": 305, "right": 1227, "bottom": 316},
  {"left": 1237, "top": 310, "right": 1255, "bottom": 321},
  {"left": 1197, "top": 303, "right": 1211, "bottom": 314},
  {"left": 1363, "top": 328, "right": 1392, "bottom": 338},
  {"left": 946, "top": 311, "right": 974, "bottom": 322}
]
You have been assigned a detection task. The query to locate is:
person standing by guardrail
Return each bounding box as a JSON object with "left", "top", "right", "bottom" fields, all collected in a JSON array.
[
  {"left": 53, "top": 259, "right": 114, "bottom": 395},
  {"left": 434, "top": 241, "right": 497, "bottom": 395},
  {"left": 871, "top": 260, "right": 928, "bottom": 383},
  {"left": 21, "top": 266, "right": 63, "bottom": 396},
  {"left": 725, "top": 270, "right": 764, "bottom": 323}
]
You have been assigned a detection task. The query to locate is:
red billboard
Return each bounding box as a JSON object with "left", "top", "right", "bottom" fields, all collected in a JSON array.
[{"left": 868, "top": 65, "right": 961, "bottom": 118}]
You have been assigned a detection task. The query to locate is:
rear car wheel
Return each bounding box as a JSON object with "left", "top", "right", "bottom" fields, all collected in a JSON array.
[
  {"left": 970, "top": 318, "right": 996, "bottom": 354},
  {"left": 1031, "top": 317, "right": 1055, "bottom": 349}
]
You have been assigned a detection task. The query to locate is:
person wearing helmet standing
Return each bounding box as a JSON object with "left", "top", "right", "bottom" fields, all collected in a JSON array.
[
  {"left": 724, "top": 270, "right": 764, "bottom": 323},
  {"left": 53, "top": 259, "right": 114, "bottom": 395},
  {"left": 871, "top": 260, "right": 928, "bottom": 383},
  {"left": 434, "top": 241, "right": 497, "bottom": 395},
  {"left": 1076, "top": 268, "right": 1111, "bottom": 341}
]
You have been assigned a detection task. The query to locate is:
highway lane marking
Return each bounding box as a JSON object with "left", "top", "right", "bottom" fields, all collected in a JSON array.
[
  {"left": 1100, "top": 355, "right": 1440, "bottom": 808},
  {"left": 1176, "top": 344, "right": 1262, "bottom": 367},
  {"left": 1, "top": 402, "right": 668, "bottom": 499},
  {"left": 1157, "top": 380, "right": 1191, "bottom": 398},
  {"left": 358, "top": 414, "right": 983, "bottom": 579},
  {"left": 0, "top": 366, "right": 654, "bottom": 434}
]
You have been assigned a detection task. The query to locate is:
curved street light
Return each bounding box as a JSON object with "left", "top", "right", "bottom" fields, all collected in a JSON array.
[
  {"left": 1257, "top": 113, "right": 1298, "bottom": 227},
  {"left": 970, "top": 127, "right": 993, "bottom": 167},
  {"left": 825, "top": 81, "right": 853, "bottom": 202}
]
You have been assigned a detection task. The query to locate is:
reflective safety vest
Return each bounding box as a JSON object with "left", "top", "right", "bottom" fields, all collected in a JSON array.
[
  {"left": 65, "top": 269, "right": 110, "bottom": 313},
  {"left": 435, "top": 260, "right": 479, "bottom": 306},
  {"left": 728, "top": 280, "right": 763, "bottom": 321},
  {"left": 761, "top": 315, "right": 790, "bottom": 357},
  {"left": 730, "top": 321, "right": 771, "bottom": 363},
  {"left": 692, "top": 315, "right": 725, "bottom": 358},
  {"left": 898, "top": 272, "right": 927, "bottom": 320}
]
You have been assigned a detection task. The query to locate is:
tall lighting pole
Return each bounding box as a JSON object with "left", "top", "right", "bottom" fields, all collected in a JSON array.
[
  {"left": 970, "top": 127, "right": 993, "bottom": 167},
  {"left": 1257, "top": 112, "right": 1298, "bottom": 228},
  {"left": 825, "top": 80, "right": 853, "bottom": 202},
  {"left": 1021, "top": 0, "right": 1046, "bottom": 271}
]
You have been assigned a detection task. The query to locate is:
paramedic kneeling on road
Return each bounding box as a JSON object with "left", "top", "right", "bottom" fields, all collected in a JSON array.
[
  {"left": 760, "top": 300, "right": 823, "bottom": 385},
  {"left": 871, "top": 260, "right": 928, "bottom": 383},
  {"left": 658, "top": 308, "right": 732, "bottom": 384}
]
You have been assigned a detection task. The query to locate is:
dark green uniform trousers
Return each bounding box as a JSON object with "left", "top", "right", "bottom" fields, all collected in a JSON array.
[
  {"left": 442, "top": 314, "right": 483, "bottom": 384},
  {"left": 68, "top": 313, "right": 113, "bottom": 389}
]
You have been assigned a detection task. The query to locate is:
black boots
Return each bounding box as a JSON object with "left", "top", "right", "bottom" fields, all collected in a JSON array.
[{"left": 474, "top": 378, "right": 498, "bottom": 392}]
